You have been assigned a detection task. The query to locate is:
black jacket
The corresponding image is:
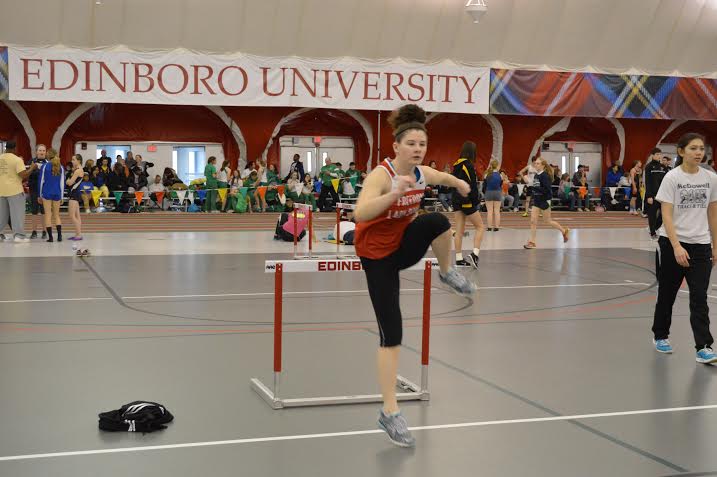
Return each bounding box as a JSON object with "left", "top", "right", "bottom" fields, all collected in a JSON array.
[
  {"left": 572, "top": 171, "right": 586, "bottom": 187},
  {"left": 108, "top": 171, "right": 128, "bottom": 192},
  {"left": 643, "top": 159, "right": 668, "bottom": 199},
  {"left": 129, "top": 172, "right": 148, "bottom": 190},
  {"left": 285, "top": 161, "right": 305, "bottom": 182},
  {"left": 508, "top": 183, "right": 521, "bottom": 198},
  {"left": 27, "top": 157, "right": 46, "bottom": 192},
  {"left": 451, "top": 158, "right": 479, "bottom": 203},
  {"left": 531, "top": 171, "right": 553, "bottom": 202}
]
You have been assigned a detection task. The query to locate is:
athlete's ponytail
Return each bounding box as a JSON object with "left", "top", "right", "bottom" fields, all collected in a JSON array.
[{"left": 47, "top": 148, "right": 61, "bottom": 176}]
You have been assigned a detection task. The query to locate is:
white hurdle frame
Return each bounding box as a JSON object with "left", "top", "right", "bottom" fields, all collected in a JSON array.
[
  {"left": 250, "top": 257, "right": 437, "bottom": 409},
  {"left": 334, "top": 202, "right": 356, "bottom": 258},
  {"left": 291, "top": 203, "right": 314, "bottom": 259}
]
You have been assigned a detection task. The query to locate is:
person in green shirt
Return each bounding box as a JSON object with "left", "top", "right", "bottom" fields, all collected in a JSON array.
[
  {"left": 343, "top": 162, "right": 361, "bottom": 199},
  {"left": 264, "top": 163, "right": 281, "bottom": 211},
  {"left": 334, "top": 162, "right": 345, "bottom": 178},
  {"left": 334, "top": 162, "right": 347, "bottom": 200},
  {"left": 286, "top": 170, "right": 302, "bottom": 203},
  {"left": 318, "top": 157, "right": 340, "bottom": 211},
  {"left": 244, "top": 170, "right": 260, "bottom": 212},
  {"left": 300, "top": 173, "right": 318, "bottom": 211},
  {"left": 204, "top": 156, "right": 218, "bottom": 212}
]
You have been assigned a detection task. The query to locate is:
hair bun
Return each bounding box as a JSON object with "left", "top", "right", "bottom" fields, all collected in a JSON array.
[{"left": 387, "top": 104, "right": 426, "bottom": 131}]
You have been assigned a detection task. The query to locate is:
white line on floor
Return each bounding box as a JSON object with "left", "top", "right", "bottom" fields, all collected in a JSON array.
[
  {"left": 1, "top": 403, "right": 715, "bottom": 462},
  {"left": 0, "top": 297, "right": 114, "bottom": 304},
  {"left": 474, "top": 283, "right": 651, "bottom": 290},
  {"left": 680, "top": 290, "right": 717, "bottom": 300},
  {"left": 0, "top": 283, "right": 652, "bottom": 303},
  {"left": 125, "top": 283, "right": 652, "bottom": 299}
]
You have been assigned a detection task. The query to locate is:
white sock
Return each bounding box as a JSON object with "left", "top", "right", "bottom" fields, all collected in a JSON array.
[
  {"left": 456, "top": 252, "right": 463, "bottom": 261},
  {"left": 473, "top": 248, "right": 480, "bottom": 256}
]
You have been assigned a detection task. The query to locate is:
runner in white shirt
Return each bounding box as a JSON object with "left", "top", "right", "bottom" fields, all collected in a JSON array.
[
  {"left": 241, "top": 161, "right": 255, "bottom": 179},
  {"left": 652, "top": 132, "right": 717, "bottom": 364},
  {"left": 519, "top": 156, "right": 539, "bottom": 216}
]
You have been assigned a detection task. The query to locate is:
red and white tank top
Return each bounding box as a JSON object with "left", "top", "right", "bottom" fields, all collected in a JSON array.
[{"left": 355, "top": 159, "right": 426, "bottom": 260}]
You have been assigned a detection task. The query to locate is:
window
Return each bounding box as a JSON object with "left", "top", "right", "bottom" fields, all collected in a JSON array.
[
  {"left": 97, "top": 144, "right": 131, "bottom": 160},
  {"left": 561, "top": 156, "right": 567, "bottom": 173},
  {"left": 173, "top": 146, "right": 206, "bottom": 184},
  {"left": 322, "top": 151, "right": 328, "bottom": 166},
  {"left": 574, "top": 156, "right": 580, "bottom": 171},
  {"left": 306, "top": 151, "right": 313, "bottom": 173}
]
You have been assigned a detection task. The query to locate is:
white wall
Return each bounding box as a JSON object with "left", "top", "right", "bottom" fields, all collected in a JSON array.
[{"left": 74, "top": 141, "right": 225, "bottom": 180}]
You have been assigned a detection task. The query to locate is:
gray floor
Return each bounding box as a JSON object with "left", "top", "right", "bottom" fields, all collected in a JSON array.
[{"left": 1, "top": 247, "right": 717, "bottom": 476}]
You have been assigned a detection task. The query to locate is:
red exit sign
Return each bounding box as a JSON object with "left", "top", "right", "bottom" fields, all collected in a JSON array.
[{"left": 147, "top": 144, "right": 158, "bottom": 152}]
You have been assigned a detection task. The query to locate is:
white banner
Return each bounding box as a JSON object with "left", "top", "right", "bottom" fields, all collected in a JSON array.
[
  {"left": 265, "top": 257, "right": 438, "bottom": 274},
  {"left": 8, "top": 46, "right": 490, "bottom": 114}
]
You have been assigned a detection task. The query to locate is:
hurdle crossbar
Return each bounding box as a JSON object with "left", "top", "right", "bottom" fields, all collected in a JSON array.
[{"left": 251, "top": 257, "right": 435, "bottom": 409}]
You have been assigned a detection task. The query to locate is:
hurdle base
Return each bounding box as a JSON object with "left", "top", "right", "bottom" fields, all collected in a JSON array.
[
  {"left": 250, "top": 378, "right": 285, "bottom": 409},
  {"left": 250, "top": 374, "right": 429, "bottom": 409}
]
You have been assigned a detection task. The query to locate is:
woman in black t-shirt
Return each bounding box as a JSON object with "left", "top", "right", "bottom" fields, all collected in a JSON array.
[
  {"left": 524, "top": 158, "right": 569, "bottom": 249},
  {"left": 451, "top": 141, "right": 485, "bottom": 268}
]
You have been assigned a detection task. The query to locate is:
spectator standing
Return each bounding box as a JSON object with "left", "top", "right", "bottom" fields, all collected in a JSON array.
[{"left": 0, "top": 141, "right": 36, "bottom": 242}]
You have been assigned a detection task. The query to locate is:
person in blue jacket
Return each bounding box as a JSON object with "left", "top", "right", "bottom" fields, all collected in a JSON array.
[
  {"left": 38, "top": 148, "right": 65, "bottom": 242},
  {"left": 601, "top": 163, "right": 624, "bottom": 208},
  {"left": 524, "top": 157, "right": 569, "bottom": 249}
]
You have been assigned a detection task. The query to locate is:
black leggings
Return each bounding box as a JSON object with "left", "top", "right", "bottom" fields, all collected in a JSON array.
[
  {"left": 360, "top": 213, "right": 451, "bottom": 347},
  {"left": 646, "top": 198, "right": 661, "bottom": 235},
  {"left": 318, "top": 184, "right": 339, "bottom": 211}
]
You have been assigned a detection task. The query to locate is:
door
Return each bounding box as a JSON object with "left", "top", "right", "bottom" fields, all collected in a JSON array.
[
  {"left": 279, "top": 136, "right": 354, "bottom": 178},
  {"left": 280, "top": 143, "right": 315, "bottom": 178},
  {"left": 172, "top": 146, "right": 207, "bottom": 184},
  {"left": 541, "top": 142, "right": 603, "bottom": 188}
]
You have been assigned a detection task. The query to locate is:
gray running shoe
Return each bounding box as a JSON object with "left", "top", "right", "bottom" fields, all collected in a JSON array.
[
  {"left": 378, "top": 411, "right": 415, "bottom": 448},
  {"left": 439, "top": 267, "right": 478, "bottom": 296}
]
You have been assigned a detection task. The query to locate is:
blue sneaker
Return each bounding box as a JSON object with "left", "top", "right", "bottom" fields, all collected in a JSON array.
[
  {"left": 696, "top": 347, "right": 717, "bottom": 364},
  {"left": 654, "top": 339, "right": 673, "bottom": 354},
  {"left": 378, "top": 410, "right": 415, "bottom": 448}
]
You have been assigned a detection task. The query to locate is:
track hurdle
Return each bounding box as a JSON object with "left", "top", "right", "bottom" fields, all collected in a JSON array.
[
  {"left": 334, "top": 202, "right": 357, "bottom": 257},
  {"left": 250, "top": 257, "right": 437, "bottom": 409},
  {"left": 292, "top": 203, "right": 314, "bottom": 259}
]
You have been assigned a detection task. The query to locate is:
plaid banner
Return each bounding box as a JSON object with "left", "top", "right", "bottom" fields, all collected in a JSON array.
[
  {"left": 490, "top": 69, "right": 717, "bottom": 121},
  {"left": 0, "top": 46, "right": 7, "bottom": 100}
]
